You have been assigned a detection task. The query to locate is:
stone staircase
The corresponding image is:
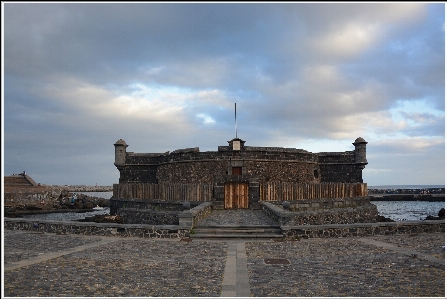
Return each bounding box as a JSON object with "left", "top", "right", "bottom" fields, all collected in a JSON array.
[
  {"left": 191, "top": 224, "right": 283, "bottom": 239},
  {"left": 4, "top": 174, "right": 37, "bottom": 186}
]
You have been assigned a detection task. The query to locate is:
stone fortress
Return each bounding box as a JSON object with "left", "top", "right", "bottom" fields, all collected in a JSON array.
[
  {"left": 114, "top": 137, "right": 368, "bottom": 185},
  {"left": 111, "top": 137, "right": 379, "bottom": 227}
]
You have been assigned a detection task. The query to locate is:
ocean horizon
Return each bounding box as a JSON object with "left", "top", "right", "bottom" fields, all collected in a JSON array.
[{"left": 368, "top": 185, "right": 444, "bottom": 189}]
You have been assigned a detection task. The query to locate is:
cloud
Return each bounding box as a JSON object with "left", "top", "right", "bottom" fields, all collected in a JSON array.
[
  {"left": 3, "top": 3, "right": 444, "bottom": 185},
  {"left": 372, "top": 137, "right": 445, "bottom": 152}
]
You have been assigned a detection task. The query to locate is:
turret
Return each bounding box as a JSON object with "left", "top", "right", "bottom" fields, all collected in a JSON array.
[
  {"left": 228, "top": 138, "right": 246, "bottom": 151},
  {"left": 114, "top": 139, "right": 128, "bottom": 167},
  {"left": 353, "top": 137, "right": 368, "bottom": 169}
]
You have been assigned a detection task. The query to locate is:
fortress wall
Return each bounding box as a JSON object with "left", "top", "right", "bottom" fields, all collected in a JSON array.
[
  {"left": 157, "top": 161, "right": 228, "bottom": 184},
  {"left": 116, "top": 141, "right": 366, "bottom": 187},
  {"left": 244, "top": 161, "right": 317, "bottom": 183},
  {"left": 121, "top": 148, "right": 322, "bottom": 184},
  {"left": 118, "top": 165, "right": 158, "bottom": 183},
  {"left": 125, "top": 153, "right": 167, "bottom": 164},
  {"left": 318, "top": 151, "right": 362, "bottom": 183},
  {"left": 319, "top": 164, "right": 363, "bottom": 183}
]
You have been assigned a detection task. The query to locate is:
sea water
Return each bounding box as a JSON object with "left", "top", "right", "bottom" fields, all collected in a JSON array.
[
  {"left": 22, "top": 207, "right": 111, "bottom": 221},
  {"left": 371, "top": 201, "right": 445, "bottom": 221},
  {"left": 369, "top": 185, "right": 445, "bottom": 221}
]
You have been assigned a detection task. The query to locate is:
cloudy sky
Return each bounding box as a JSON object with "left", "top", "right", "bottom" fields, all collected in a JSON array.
[{"left": 2, "top": 3, "right": 445, "bottom": 187}]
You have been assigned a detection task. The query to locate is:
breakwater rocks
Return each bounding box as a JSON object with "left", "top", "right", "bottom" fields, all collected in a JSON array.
[
  {"left": 368, "top": 188, "right": 444, "bottom": 201},
  {"left": 51, "top": 185, "right": 113, "bottom": 192},
  {"left": 4, "top": 185, "right": 112, "bottom": 203},
  {"left": 369, "top": 194, "right": 444, "bottom": 202},
  {"left": 368, "top": 188, "right": 444, "bottom": 195}
]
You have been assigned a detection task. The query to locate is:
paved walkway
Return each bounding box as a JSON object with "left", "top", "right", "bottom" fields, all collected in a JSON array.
[
  {"left": 3, "top": 229, "right": 445, "bottom": 297},
  {"left": 195, "top": 209, "right": 278, "bottom": 227}
]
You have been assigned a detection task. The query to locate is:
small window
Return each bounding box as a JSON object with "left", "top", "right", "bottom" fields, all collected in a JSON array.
[
  {"left": 232, "top": 167, "right": 242, "bottom": 175},
  {"left": 314, "top": 170, "right": 319, "bottom": 178}
]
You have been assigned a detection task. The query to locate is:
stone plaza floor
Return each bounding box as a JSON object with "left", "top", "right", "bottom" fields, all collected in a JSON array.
[{"left": 3, "top": 229, "right": 445, "bottom": 297}]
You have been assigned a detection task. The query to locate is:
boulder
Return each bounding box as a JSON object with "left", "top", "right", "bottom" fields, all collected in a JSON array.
[
  {"left": 74, "top": 199, "right": 84, "bottom": 209},
  {"left": 424, "top": 208, "right": 445, "bottom": 220},
  {"left": 377, "top": 215, "right": 395, "bottom": 222},
  {"left": 80, "top": 215, "right": 123, "bottom": 223},
  {"left": 83, "top": 201, "right": 95, "bottom": 209}
]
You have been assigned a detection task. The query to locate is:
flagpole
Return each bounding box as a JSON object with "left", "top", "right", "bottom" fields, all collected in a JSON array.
[{"left": 235, "top": 103, "right": 237, "bottom": 138}]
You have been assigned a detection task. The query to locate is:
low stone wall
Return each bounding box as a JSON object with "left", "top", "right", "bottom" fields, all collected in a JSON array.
[
  {"left": 288, "top": 197, "right": 371, "bottom": 211},
  {"left": 4, "top": 218, "right": 189, "bottom": 239},
  {"left": 110, "top": 198, "right": 211, "bottom": 227},
  {"left": 110, "top": 197, "right": 200, "bottom": 215},
  {"left": 117, "top": 209, "right": 180, "bottom": 225},
  {"left": 261, "top": 202, "right": 293, "bottom": 225},
  {"left": 289, "top": 205, "right": 378, "bottom": 225},
  {"left": 282, "top": 220, "right": 445, "bottom": 239},
  {"left": 4, "top": 216, "right": 444, "bottom": 239},
  {"left": 192, "top": 202, "right": 213, "bottom": 224},
  {"left": 179, "top": 202, "right": 213, "bottom": 229},
  {"left": 261, "top": 198, "right": 378, "bottom": 225}
]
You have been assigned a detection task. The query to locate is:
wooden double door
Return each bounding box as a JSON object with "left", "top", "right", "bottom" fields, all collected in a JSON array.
[{"left": 224, "top": 182, "right": 248, "bottom": 209}]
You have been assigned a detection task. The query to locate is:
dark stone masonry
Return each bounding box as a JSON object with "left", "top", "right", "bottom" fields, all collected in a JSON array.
[{"left": 114, "top": 137, "right": 368, "bottom": 185}]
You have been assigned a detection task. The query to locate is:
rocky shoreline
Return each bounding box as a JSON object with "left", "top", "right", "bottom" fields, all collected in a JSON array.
[{"left": 4, "top": 190, "right": 109, "bottom": 218}]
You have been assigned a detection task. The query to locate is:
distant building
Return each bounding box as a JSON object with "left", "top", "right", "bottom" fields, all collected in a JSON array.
[{"left": 4, "top": 171, "right": 38, "bottom": 187}]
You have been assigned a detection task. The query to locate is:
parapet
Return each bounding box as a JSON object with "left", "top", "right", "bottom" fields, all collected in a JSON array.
[{"left": 170, "top": 147, "right": 200, "bottom": 154}]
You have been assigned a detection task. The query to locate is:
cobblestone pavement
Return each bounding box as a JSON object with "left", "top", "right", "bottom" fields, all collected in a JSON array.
[
  {"left": 195, "top": 209, "right": 279, "bottom": 226},
  {"left": 4, "top": 230, "right": 103, "bottom": 264},
  {"left": 370, "top": 234, "right": 445, "bottom": 259},
  {"left": 245, "top": 234, "right": 445, "bottom": 297},
  {"left": 3, "top": 230, "right": 445, "bottom": 297},
  {"left": 4, "top": 231, "right": 227, "bottom": 297}
]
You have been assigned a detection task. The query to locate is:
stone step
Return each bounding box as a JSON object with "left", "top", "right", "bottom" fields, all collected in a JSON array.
[
  {"left": 194, "top": 227, "right": 281, "bottom": 233},
  {"left": 191, "top": 233, "right": 284, "bottom": 239},
  {"left": 191, "top": 226, "right": 283, "bottom": 239}
]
